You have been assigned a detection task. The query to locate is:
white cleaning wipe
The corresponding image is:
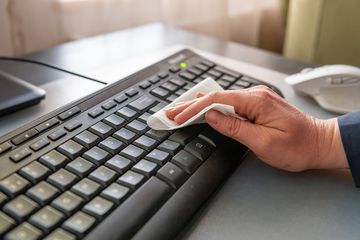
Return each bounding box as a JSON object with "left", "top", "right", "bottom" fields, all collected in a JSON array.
[{"left": 147, "top": 77, "right": 245, "bottom": 130}]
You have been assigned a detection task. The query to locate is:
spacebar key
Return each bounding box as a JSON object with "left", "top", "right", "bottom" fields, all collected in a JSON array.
[{"left": 85, "top": 177, "right": 172, "bottom": 240}]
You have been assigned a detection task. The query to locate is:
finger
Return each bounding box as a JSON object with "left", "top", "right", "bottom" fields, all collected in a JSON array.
[
  {"left": 174, "top": 87, "right": 280, "bottom": 125},
  {"left": 205, "top": 110, "right": 260, "bottom": 150},
  {"left": 196, "top": 91, "right": 206, "bottom": 98},
  {"left": 165, "top": 99, "right": 198, "bottom": 120}
]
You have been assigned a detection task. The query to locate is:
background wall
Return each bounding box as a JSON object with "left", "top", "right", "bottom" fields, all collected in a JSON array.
[{"left": 0, "top": 0, "right": 285, "bottom": 56}]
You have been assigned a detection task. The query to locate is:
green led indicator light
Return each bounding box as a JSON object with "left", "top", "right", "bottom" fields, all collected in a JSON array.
[{"left": 180, "top": 62, "right": 187, "bottom": 68}]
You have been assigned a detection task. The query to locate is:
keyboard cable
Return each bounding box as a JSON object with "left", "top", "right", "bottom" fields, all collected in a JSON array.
[{"left": 0, "top": 56, "right": 108, "bottom": 85}]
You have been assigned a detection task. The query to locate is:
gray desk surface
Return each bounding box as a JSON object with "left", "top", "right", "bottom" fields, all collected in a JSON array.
[{"left": 1, "top": 23, "right": 359, "bottom": 239}]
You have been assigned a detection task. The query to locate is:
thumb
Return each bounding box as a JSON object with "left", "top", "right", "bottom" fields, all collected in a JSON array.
[{"left": 205, "top": 110, "right": 259, "bottom": 149}]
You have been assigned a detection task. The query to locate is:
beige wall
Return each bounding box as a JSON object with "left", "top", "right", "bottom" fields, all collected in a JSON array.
[{"left": 0, "top": 0, "right": 285, "bottom": 56}]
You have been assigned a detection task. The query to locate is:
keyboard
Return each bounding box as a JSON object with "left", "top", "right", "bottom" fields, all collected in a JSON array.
[{"left": 0, "top": 49, "right": 282, "bottom": 240}]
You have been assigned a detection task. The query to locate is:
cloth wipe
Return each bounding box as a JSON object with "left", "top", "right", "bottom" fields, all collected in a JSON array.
[{"left": 147, "top": 77, "right": 246, "bottom": 130}]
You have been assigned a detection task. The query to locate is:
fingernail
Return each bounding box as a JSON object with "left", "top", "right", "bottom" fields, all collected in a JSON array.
[{"left": 206, "top": 111, "right": 219, "bottom": 124}]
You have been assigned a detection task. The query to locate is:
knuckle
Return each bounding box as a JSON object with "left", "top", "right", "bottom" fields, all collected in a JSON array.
[
  {"left": 208, "top": 91, "right": 220, "bottom": 103},
  {"left": 225, "top": 118, "right": 241, "bottom": 138}
]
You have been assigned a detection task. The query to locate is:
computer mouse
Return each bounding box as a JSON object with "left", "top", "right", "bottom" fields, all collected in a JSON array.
[{"left": 285, "top": 64, "right": 360, "bottom": 114}]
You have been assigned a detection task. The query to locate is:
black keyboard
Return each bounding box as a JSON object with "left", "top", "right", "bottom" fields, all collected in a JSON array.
[{"left": 0, "top": 49, "right": 282, "bottom": 240}]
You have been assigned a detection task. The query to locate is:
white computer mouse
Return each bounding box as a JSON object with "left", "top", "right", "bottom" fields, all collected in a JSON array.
[{"left": 285, "top": 64, "right": 360, "bottom": 114}]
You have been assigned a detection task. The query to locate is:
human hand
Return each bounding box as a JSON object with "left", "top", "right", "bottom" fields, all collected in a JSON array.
[{"left": 165, "top": 86, "right": 348, "bottom": 172}]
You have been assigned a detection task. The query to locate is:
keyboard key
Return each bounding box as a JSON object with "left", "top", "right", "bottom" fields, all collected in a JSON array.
[
  {"left": 44, "top": 229, "right": 76, "bottom": 240},
  {"left": 201, "top": 60, "right": 215, "bottom": 68},
  {"left": 9, "top": 148, "right": 31, "bottom": 162},
  {"left": 166, "top": 94, "right": 178, "bottom": 102},
  {"left": 184, "top": 137, "right": 215, "bottom": 161},
  {"left": 89, "top": 166, "right": 117, "bottom": 187},
  {"left": 66, "top": 157, "right": 95, "bottom": 177},
  {"left": 158, "top": 140, "right": 181, "bottom": 156},
  {"left": 221, "top": 75, "right": 237, "bottom": 83},
  {"left": 47, "top": 169, "right": 78, "bottom": 191},
  {"left": 98, "top": 136, "right": 125, "bottom": 155},
  {"left": 4, "top": 195, "right": 39, "bottom": 222},
  {"left": 0, "top": 212, "right": 15, "bottom": 236},
  {"left": 83, "top": 146, "right": 111, "bottom": 166},
  {"left": 160, "top": 82, "right": 178, "bottom": 92},
  {"left": 126, "top": 120, "right": 149, "bottom": 135},
  {"left": 145, "top": 149, "right": 171, "bottom": 166},
  {"left": 156, "top": 162, "right": 188, "bottom": 189},
  {"left": 0, "top": 173, "right": 30, "bottom": 197},
  {"left": 11, "top": 128, "right": 38, "bottom": 145},
  {"left": 117, "top": 170, "right": 145, "bottom": 190},
  {"left": 148, "top": 102, "right": 167, "bottom": 114},
  {"left": 83, "top": 196, "right": 114, "bottom": 220},
  {"left": 179, "top": 72, "right": 196, "bottom": 81},
  {"left": 194, "top": 63, "right": 209, "bottom": 72},
  {"left": 128, "top": 96, "right": 157, "bottom": 113},
  {"left": 119, "top": 145, "right": 146, "bottom": 162},
  {"left": 29, "top": 206, "right": 64, "bottom": 233},
  {"left": 58, "top": 106, "right": 81, "bottom": 121},
  {"left": 27, "top": 181, "right": 59, "bottom": 205},
  {"left": 105, "top": 155, "right": 132, "bottom": 174},
  {"left": 139, "top": 80, "right": 151, "bottom": 89},
  {"left": 89, "top": 122, "right": 114, "bottom": 139},
  {"left": 116, "top": 107, "right": 138, "bottom": 121},
  {"left": 88, "top": 107, "right": 104, "bottom": 118},
  {"left": 71, "top": 178, "right": 101, "bottom": 200},
  {"left": 217, "top": 79, "right": 231, "bottom": 88},
  {"left": 234, "top": 79, "right": 251, "bottom": 88},
  {"left": 172, "top": 150, "right": 201, "bottom": 174},
  {"left": 132, "top": 160, "right": 158, "bottom": 178},
  {"left": 39, "top": 150, "right": 69, "bottom": 171},
  {"left": 101, "top": 183, "right": 129, "bottom": 204},
  {"left": 35, "top": 118, "right": 60, "bottom": 133},
  {"left": 133, "top": 135, "right": 157, "bottom": 151},
  {"left": 158, "top": 71, "right": 169, "bottom": 79},
  {"left": 74, "top": 130, "right": 100, "bottom": 149},
  {"left": 103, "top": 114, "right": 126, "bottom": 130},
  {"left": 57, "top": 140, "right": 86, "bottom": 159},
  {"left": 113, "top": 128, "right": 137, "bottom": 144},
  {"left": 168, "top": 125, "right": 202, "bottom": 146},
  {"left": 0, "top": 142, "right": 12, "bottom": 155},
  {"left": 5, "top": 222, "right": 42, "bottom": 240},
  {"left": 169, "top": 66, "right": 181, "bottom": 73},
  {"left": 148, "top": 76, "right": 160, "bottom": 84},
  {"left": 145, "top": 129, "right": 170, "bottom": 142},
  {"left": 102, "top": 100, "right": 117, "bottom": 110},
  {"left": 187, "top": 67, "right": 202, "bottom": 76},
  {"left": 169, "top": 78, "right": 187, "bottom": 87},
  {"left": 30, "top": 138, "right": 50, "bottom": 151},
  {"left": 62, "top": 212, "right": 95, "bottom": 238},
  {"left": 0, "top": 192, "right": 8, "bottom": 206},
  {"left": 214, "top": 66, "right": 241, "bottom": 79},
  {"left": 208, "top": 69, "right": 223, "bottom": 79},
  {"left": 150, "top": 87, "right": 170, "bottom": 99},
  {"left": 48, "top": 128, "right": 66, "bottom": 141},
  {"left": 114, "top": 94, "right": 128, "bottom": 104},
  {"left": 64, "top": 120, "right": 82, "bottom": 132},
  {"left": 125, "top": 88, "right": 138, "bottom": 97},
  {"left": 138, "top": 112, "right": 151, "bottom": 123},
  {"left": 19, "top": 161, "right": 51, "bottom": 184},
  {"left": 51, "top": 191, "right": 84, "bottom": 216},
  {"left": 174, "top": 88, "right": 186, "bottom": 96}
]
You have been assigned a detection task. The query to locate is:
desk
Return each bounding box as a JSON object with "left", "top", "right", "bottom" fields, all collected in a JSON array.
[{"left": 1, "top": 23, "right": 359, "bottom": 239}]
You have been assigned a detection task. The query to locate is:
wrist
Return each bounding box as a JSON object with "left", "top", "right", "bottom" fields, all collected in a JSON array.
[{"left": 314, "top": 118, "right": 348, "bottom": 169}]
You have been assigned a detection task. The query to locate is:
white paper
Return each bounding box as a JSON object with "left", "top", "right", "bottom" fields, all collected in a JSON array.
[{"left": 147, "top": 77, "right": 245, "bottom": 130}]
